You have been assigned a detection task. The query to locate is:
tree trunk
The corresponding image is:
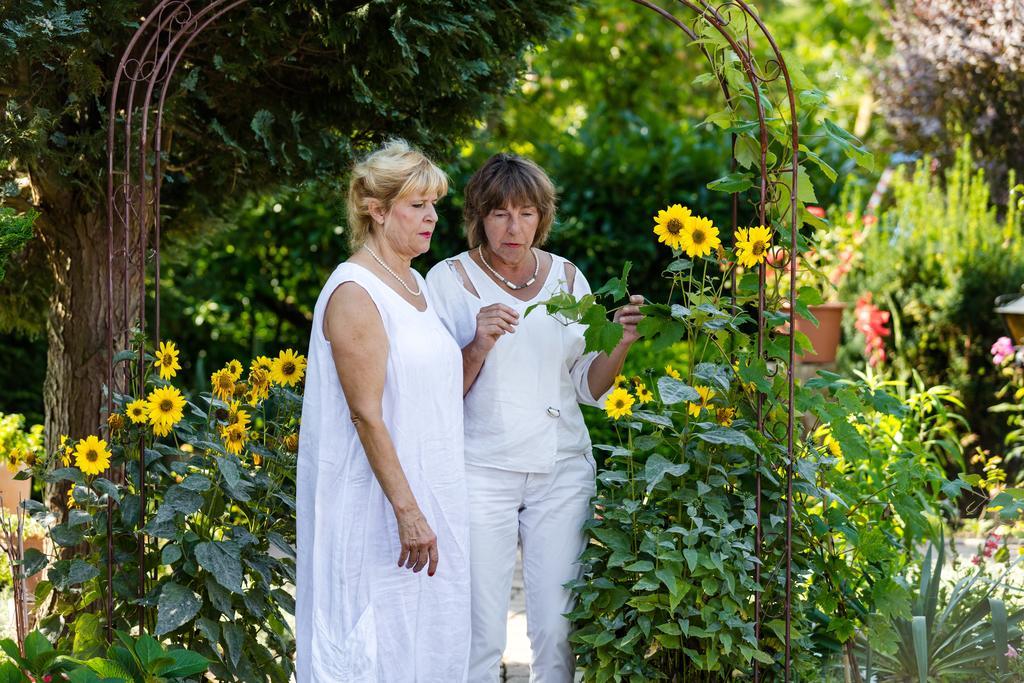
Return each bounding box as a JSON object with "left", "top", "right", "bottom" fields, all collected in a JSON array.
[{"left": 37, "top": 179, "right": 143, "bottom": 515}]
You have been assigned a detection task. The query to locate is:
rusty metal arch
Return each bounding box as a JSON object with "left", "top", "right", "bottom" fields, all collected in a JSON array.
[{"left": 105, "top": 0, "right": 804, "bottom": 678}]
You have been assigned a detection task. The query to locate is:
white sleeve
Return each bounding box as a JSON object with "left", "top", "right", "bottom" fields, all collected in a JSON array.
[
  {"left": 425, "top": 259, "right": 477, "bottom": 348},
  {"left": 567, "top": 264, "right": 612, "bottom": 408}
]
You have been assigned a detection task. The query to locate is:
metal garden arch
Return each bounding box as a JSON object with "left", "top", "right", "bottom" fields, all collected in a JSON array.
[{"left": 104, "top": 1, "right": 804, "bottom": 679}]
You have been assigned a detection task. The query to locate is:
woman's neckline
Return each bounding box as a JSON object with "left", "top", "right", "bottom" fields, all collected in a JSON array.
[
  {"left": 463, "top": 249, "right": 559, "bottom": 304},
  {"left": 344, "top": 260, "right": 429, "bottom": 313}
]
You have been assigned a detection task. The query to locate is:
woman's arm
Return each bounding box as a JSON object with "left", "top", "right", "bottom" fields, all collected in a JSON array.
[{"left": 323, "top": 282, "right": 438, "bottom": 576}]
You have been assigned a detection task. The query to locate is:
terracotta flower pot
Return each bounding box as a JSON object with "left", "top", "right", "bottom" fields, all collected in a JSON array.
[
  {"left": 793, "top": 302, "right": 846, "bottom": 364},
  {"left": 0, "top": 467, "right": 31, "bottom": 513}
]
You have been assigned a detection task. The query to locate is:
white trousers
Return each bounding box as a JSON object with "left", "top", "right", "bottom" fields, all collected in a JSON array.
[{"left": 466, "top": 454, "right": 596, "bottom": 683}]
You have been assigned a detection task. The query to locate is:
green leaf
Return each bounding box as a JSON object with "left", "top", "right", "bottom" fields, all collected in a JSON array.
[
  {"left": 581, "top": 304, "right": 623, "bottom": 355},
  {"left": 73, "top": 613, "right": 103, "bottom": 658},
  {"left": 644, "top": 454, "right": 691, "bottom": 493},
  {"left": 707, "top": 171, "right": 754, "bottom": 194},
  {"left": 135, "top": 634, "right": 163, "bottom": 668},
  {"left": 695, "top": 426, "right": 758, "bottom": 452},
  {"left": 159, "top": 648, "right": 212, "bottom": 678},
  {"left": 222, "top": 621, "right": 244, "bottom": 668},
  {"left": 24, "top": 630, "right": 53, "bottom": 661},
  {"left": 48, "top": 559, "right": 99, "bottom": 591},
  {"left": 91, "top": 477, "right": 121, "bottom": 504},
  {"left": 162, "top": 485, "right": 204, "bottom": 515},
  {"left": 51, "top": 523, "right": 84, "bottom": 548},
  {"left": 155, "top": 582, "right": 202, "bottom": 637},
  {"left": 593, "top": 261, "right": 631, "bottom": 300},
  {"left": 195, "top": 541, "right": 244, "bottom": 594},
  {"left": 656, "top": 377, "right": 699, "bottom": 405},
  {"left": 21, "top": 548, "right": 48, "bottom": 578}
]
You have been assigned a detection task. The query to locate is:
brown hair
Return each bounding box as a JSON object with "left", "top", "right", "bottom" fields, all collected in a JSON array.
[
  {"left": 463, "top": 153, "right": 556, "bottom": 249},
  {"left": 346, "top": 139, "right": 449, "bottom": 251}
]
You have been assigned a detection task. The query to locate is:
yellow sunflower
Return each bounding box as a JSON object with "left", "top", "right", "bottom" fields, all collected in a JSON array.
[
  {"left": 67, "top": 489, "right": 76, "bottom": 509},
  {"left": 652, "top": 204, "right": 692, "bottom": 251},
  {"left": 716, "top": 407, "right": 736, "bottom": 427},
  {"left": 211, "top": 368, "right": 235, "bottom": 402},
  {"left": 147, "top": 386, "right": 186, "bottom": 435},
  {"left": 635, "top": 383, "right": 654, "bottom": 404},
  {"left": 283, "top": 433, "right": 299, "bottom": 453},
  {"left": 225, "top": 359, "right": 244, "bottom": 382},
  {"left": 614, "top": 374, "right": 627, "bottom": 387},
  {"left": 227, "top": 401, "right": 251, "bottom": 430},
  {"left": 735, "top": 225, "right": 773, "bottom": 268},
  {"left": 664, "top": 364, "right": 681, "bottom": 380},
  {"left": 270, "top": 349, "right": 307, "bottom": 387},
  {"left": 247, "top": 367, "right": 270, "bottom": 403},
  {"left": 604, "top": 387, "right": 635, "bottom": 420},
  {"left": 74, "top": 435, "right": 111, "bottom": 476},
  {"left": 680, "top": 215, "right": 721, "bottom": 259},
  {"left": 251, "top": 356, "right": 273, "bottom": 374},
  {"left": 59, "top": 434, "right": 72, "bottom": 467},
  {"left": 126, "top": 399, "right": 149, "bottom": 424},
  {"left": 153, "top": 340, "right": 181, "bottom": 380},
  {"left": 823, "top": 433, "right": 843, "bottom": 458},
  {"left": 221, "top": 423, "right": 248, "bottom": 456},
  {"left": 687, "top": 385, "right": 716, "bottom": 417}
]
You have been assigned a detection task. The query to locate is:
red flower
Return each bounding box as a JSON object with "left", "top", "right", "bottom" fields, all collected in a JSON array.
[
  {"left": 854, "top": 293, "right": 891, "bottom": 367},
  {"left": 807, "top": 205, "right": 826, "bottom": 218}
]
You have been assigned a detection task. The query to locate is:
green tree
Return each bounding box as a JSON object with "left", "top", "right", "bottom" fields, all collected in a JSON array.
[{"left": 0, "top": 0, "right": 576, "bottom": 473}]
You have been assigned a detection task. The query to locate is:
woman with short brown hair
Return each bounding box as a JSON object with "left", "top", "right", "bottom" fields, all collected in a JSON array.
[{"left": 427, "top": 153, "right": 643, "bottom": 682}]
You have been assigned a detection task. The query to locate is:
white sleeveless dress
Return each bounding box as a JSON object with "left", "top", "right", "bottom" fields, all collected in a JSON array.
[{"left": 295, "top": 262, "right": 470, "bottom": 682}]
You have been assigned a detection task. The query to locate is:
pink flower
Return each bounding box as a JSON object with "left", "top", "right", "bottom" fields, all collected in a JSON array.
[
  {"left": 855, "top": 293, "right": 891, "bottom": 367},
  {"left": 972, "top": 554, "right": 982, "bottom": 565},
  {"left": 807, "top": 206, "right": 826, "bottom": 218},
  {"left": 992, "top": 336, "right": 1015, "bottom": 365},
  {"left": 1007, "top": 643, "right": 1019, "bottom": 659}
]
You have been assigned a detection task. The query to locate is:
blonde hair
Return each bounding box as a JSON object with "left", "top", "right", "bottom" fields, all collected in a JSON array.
[
  {"left": 346, "top": 139, "right": 449, "bottom": 251},
  {"left": 463, "top": 153, "right": 557, "bottom": 249}
]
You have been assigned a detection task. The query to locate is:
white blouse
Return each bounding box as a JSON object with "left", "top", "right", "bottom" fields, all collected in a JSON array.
[{"left": 426, "top": 251, "right": 611, "bottom": 474}]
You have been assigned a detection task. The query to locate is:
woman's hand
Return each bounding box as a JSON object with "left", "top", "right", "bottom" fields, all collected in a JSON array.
[
  {"left": 396, "top": 507, "right": 439, "bottom": 576},
  {"left": 467, "top": 303, "right": 519, "bottom": 357},
  {"left": 613, "top": 294, "right": 645, "bottom": 347}
]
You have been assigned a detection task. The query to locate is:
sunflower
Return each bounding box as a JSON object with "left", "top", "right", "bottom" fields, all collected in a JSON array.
[
  {"left": 283, "top": 433, "right": 299, "bottom": 453},
  {"left": 635, "top": 383, "right": 654, "bottom": 404},
  {"left": 153, "top": 340, "right": 181, "bottom": 380},
  {"left": 716, "top": 407, "right": 736, "bottom": 427},
  {"left": 271, "top": 349, "right": 307, "bottom": 387},
  {"left": 67, "top": 489, "right": 76, "bottom": 509},
  {"left": 604, "top": 387, "right": 635, "bottom": 420},
  {"left": 735, "top": 225, "right": 773, "bottom": 268},
  {"left": 59, "top": 434, "right": 72, "bottom": 467},
  {"left": 652, "top": 204, "right": 692, "bottom": 251},
  {"left": 126, "top": 399, "right": 149, "bottom": 424},
  {"left": 147, "top": 386, "right": 186, "bottom": 435},
  {"left": 107, "top": 412, "right": 125, "bottom": 433},
  {"left": 680, "top": 215, "right": 721, "bottom": 258},
  {"left": 251, "top": 356, "right": 273, "bottom": 374},
  {"left": 225, "top": 359, "right": 244, "bottom": 382},
  {"left": 74, "top": 435, "right": 111, "bottom": 476},
  {"left": 221, "top": 423, "right": 248, "bottom": 456},
  {"left": 227, "top": 401, "right": 251, "bottom": 430},
  {"left": 247, "top": 367, "right": 271, "bottom": 404},
  {"left": 823, "top": 433, "right": 843, "bottom": 458},
  {"left": 664, "top": 364, "right": 681, "bottom": 380},
  {"left": 211, "top": 369, "right": 236, "bottom": 402},
  {"left": 614, "top": 374, "right": 627, "bottom": 387},
  {"left": 687, "top": 385, "right": 716, "bottom": 418}
]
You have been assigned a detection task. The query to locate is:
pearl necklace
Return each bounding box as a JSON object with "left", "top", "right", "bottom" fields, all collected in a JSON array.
[
  {"left": 364, "top": 246, "right": 422, "bottom": 296},
  {"left": 478, "top": 245, "right": 539, "bottom": 291}
]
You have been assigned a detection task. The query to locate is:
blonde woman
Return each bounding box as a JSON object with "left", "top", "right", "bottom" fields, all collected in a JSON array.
[{"left": 296, "top": 140, "right": 470, "bottom": 681}]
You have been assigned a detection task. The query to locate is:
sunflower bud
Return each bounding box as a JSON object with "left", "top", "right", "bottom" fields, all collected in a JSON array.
[
  {"left": 283, "top": 433, "right": 299, "bottom": 453},
  {"left": 108, "top": 413, "right": 125, "bottom": 432}
]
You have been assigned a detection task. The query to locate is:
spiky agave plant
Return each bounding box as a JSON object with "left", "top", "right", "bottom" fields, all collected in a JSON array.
[{"left": 856, "top": 536, "right": 1024, "bottom": 682}]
